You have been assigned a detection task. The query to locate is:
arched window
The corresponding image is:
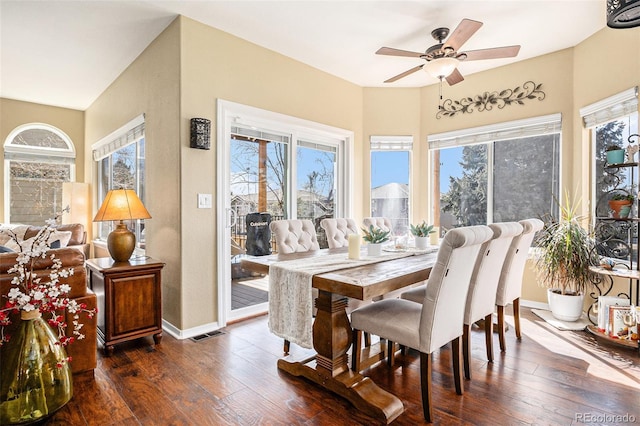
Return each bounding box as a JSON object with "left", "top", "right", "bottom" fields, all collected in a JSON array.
[{"left": 4, "top": 123, "right": 76, "bottom": 225}]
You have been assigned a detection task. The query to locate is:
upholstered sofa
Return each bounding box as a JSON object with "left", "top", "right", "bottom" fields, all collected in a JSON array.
[{"left": 0, "top": 246, "right": 97, "bottom": 374}]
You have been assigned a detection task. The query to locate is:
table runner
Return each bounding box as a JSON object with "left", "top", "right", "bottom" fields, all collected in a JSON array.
[{"left": 268, "top": 249, "right": 435, "bottom": 349}]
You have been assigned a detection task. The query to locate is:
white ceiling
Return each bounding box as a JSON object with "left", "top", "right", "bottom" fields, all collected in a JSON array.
[{"left": 0, "top": 0, "right": 607, "bottom": 111}]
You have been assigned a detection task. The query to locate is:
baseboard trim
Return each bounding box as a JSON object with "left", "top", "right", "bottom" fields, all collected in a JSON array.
[{"left": 162, "top": 319, "right": 222, "bottom": 340}]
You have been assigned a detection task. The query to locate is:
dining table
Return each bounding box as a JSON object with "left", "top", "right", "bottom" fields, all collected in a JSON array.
[{"left": 240, "top": 245, "right": 438, "bottom": 424}]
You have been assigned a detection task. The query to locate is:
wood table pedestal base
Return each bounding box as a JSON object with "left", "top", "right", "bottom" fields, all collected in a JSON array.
[
  {"left": 276, "top": 290, "right": 404, "bottom": 424},
  {"left": 277, "top": 356, "right": 404, "bottom": 424}
]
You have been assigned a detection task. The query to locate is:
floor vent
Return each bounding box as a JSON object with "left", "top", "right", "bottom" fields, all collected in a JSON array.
[{"left": 190, "top": 330, "right": 225, "bottom": 342}]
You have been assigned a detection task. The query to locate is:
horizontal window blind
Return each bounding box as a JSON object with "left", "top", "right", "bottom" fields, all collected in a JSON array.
[
  {"left": 92, "top": 114, "right": 145, "bottom": 161},
  {"left": 429, "top": 113, "right": 562, "bottom": 150},
  {"left": 298, "top": 140, "right": 337, "bottom": 153},
  {"left": 231, "top": 126, "right": 290, "bottom": 144},
  {"left": 370, "top": 135, "right": 413, "bottom": 151},
  {"left": 579, "top": 87, "right": 638, "bottom": 128}
]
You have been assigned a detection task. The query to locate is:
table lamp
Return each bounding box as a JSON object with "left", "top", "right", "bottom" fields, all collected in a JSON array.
[{"left": 93, "top": 189, "right": 151, "bottom": 262}]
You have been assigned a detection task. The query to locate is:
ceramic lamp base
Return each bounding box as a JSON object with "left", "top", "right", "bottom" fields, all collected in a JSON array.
[{"left": 107, "top": 222, "right": 136, "bottom": 262}]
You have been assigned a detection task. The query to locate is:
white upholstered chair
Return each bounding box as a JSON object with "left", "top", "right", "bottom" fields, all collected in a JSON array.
[
  {"left": 495, "top": 218, "right": 544, "bottom": 352},
  {"left": 401, "top": 222, "right": 523, "bottom": 379},
  {"left": 350, "top": 225, "right": 493, "bottom": 422},
  {"left": 320, "top": 218, "right": 359, "bottom": 249},
  {"left": 269, "top": 219, "right": 320, "bottom": 353},
  {"left": 362, "top": 217, "right": 392, "bottom": 233}
]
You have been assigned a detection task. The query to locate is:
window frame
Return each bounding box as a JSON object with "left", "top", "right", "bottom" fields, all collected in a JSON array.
[
  {"left": 3, "top": 123, "right": 76, "bottom": 223},
  {"left": 369, "top": 135, "right": 413, "bottom": 233},
  {"left": 429, "top": 114, "right": 562, "bottom": 226},
  {"left": 91, "top": 115, "right": 146, "bottom": 247}
]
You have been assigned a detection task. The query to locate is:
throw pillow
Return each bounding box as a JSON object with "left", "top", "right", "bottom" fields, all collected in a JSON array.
[
  {"left": 0, "top": 245, "right": 15, "bottom": 253},
  {"left": 47, "top": 230, "right": 72, "bottom": 248},
  {"left": 4, "top": 236, "right": 36, "bottom": 252}
]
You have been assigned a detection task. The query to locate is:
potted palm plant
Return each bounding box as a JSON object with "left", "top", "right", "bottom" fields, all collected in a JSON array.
[
  {"left": 410, "top": 221, "right": 435, "bottom": 249},
  {"left": 534, "top": 193, "right": 599, "bottom": 321},
  {"left": 361, "top": 225, "right": 390, "bottom": 257}
]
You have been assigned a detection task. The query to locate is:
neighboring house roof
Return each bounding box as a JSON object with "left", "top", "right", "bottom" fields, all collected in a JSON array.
[{"left": 371, "top": 182, "right": 408, "bottom": 199}]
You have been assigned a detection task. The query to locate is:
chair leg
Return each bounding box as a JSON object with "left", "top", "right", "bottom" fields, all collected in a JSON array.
[
  {"left": 283, "top": 339, "right": 290, "bottom": 354},
  {"left": 419, "top": 352, "right": 433, "bottom": 423},
  {"left": 513, "top": 298, "right": 522, "bottom": 340},
  {"left": 352, "top": 329, "right": 362, "bottom": 372},
  {"left": 451, "top": 336, "right": 464, "bottom": 395},
  {"left": 387, "top": 341, "right": 395, "bottom": 367},
  {"left": 462, "top": 324, "right": 471, "bottom": 380},
  {"left": 364, "top": 332, "right": 371, "bottom": 347},
  {"left": 497, "top": 305, "right": 506, "bottom": 352},
  {"left": 484, "top": 313, "right": 494, "bottom": 363}
]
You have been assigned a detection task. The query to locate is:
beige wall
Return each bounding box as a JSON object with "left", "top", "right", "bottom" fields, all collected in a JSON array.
[
  {"left": 2, "top": 17, "right": 639, "bottom": 332},
  {"left": 177, "top": 17, "right": 363, "bottom": 329},
  {"left": 84, "top": 18, "right": 182, "bottom": 326},
  {"left": 0, "top": 98, "right": 85, "bottom": 222}
]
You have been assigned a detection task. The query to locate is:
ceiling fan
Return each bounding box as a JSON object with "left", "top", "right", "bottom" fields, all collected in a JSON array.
[{"left": 377, "top": 18, "right": 520, "bottom": 85}]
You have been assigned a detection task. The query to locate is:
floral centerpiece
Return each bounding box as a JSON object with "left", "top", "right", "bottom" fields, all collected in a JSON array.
[
  {"left": 0, "top": 211, "right": 96, "bottom": 357},
  {"left": 410, "top": 221, "right": 435, "bottom": 249}
]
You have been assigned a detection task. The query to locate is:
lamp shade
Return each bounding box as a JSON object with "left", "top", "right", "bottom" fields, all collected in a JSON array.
[
  {"left": 93, "top": 189, "right": 151, "bottom": 222},
  {"left": 423, "top": 57, "right": 460, "bottom": 79}
]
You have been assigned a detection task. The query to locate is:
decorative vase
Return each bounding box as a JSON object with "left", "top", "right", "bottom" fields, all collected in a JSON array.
[
  {"left": 367, "top": 243, "right": 383, "bottom": 257},
  {"left": 547, "top": 289, "right": 585, "bottom": 322},
  {"left": 606, "top": 149, "right": 625, "bottom": 165},
  {"left": 0, "top": 310, "right": 73, "bottom": 425},
  {"left": 414, "top": 236, "right": 429, "bottom": 250}
]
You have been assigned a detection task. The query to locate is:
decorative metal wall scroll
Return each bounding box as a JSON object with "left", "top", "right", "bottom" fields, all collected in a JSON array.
[{"left": 436, "top": 81, "right": 545, "bottom": 119}]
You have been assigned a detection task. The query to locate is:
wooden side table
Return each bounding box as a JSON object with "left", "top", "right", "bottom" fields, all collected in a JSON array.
[{"left": 86, "top": 257, "right": 165, "bottom": 355}]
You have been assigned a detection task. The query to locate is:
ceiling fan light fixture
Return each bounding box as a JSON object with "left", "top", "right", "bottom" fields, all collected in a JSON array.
[
  {"left": 607, "top": 0, "right": 640, "bottom": 28},
  {"left": 423, "top": 57, "right": 460, "bottom": 79}
]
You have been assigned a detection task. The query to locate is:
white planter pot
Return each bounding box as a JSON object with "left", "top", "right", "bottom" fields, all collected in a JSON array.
[
  {"left": 414, "top": 236, "right": 429, "bottom": 249},
  {"left": 547, "top": 289, "right": 585, "bottom": 322},
  {"left": 367, "top": 243, "right": 382, "bottom": 257}
]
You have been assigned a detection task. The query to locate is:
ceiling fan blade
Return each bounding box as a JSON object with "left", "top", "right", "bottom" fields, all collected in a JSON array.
[
  {"left": 462, "top": 45, "right": 521, "bottom": 61},
  {"left": 444, "top": 18, "right": 483, "bottom": 51},
  {"left": 376, "top": 47, "right": 424, "bottom": 58},
  {"left": 384, "top": 64, "right": 424, "bottom": 83},
  {"left": 445, "top": 68, "right": 464, "bottom": 85}
]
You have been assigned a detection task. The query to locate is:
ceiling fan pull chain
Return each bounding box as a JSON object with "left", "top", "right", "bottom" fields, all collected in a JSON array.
[{"left": 438, "top": 77, "right": 444, "bottom": 110}]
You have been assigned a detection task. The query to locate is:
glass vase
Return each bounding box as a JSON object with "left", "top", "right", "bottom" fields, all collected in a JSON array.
[{"left": 0, "top": 310, "right": 73, "bottom": 425}]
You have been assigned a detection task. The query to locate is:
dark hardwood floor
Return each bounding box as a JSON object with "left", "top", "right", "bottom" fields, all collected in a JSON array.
[{"left": 46, "top": 308, "right": 639, "bottom": 425}]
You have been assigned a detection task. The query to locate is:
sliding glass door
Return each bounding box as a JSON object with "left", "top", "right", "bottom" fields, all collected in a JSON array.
[{"left": 218, "top": 100, "right": 353, "bottom": 323}]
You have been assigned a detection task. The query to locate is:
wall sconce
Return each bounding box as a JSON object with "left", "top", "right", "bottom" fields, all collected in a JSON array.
[
  {"left": 607, "top": 0, "right": 640, "bottom": 28},
  {"left": 190, "top": 118, "right": 211, "bottom": 150}
]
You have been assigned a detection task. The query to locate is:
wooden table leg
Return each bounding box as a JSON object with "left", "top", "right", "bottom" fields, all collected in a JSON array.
[{"left": 277, "top": 290, "right": 404, "bottom": 424}]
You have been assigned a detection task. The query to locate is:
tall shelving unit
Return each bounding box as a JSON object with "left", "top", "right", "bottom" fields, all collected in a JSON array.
[{"left": 588, "top": 149, "right": 640, "bottom": 351}]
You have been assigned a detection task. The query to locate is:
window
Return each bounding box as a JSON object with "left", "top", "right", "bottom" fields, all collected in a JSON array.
[
  {"left": 3, "top": 124, "right": 75, "bottom": 224},
  {"left": 92, "top": 115, "right": 146, "bottom": 247},
  {"left": 583, "top": 87, "right": 638, "bottom": 261},
  {"left": 370, "top": 136, "right": 412, "bottom": 235},
  {"left": 582, "top": 87, "right": 639, "bottom": 219},
  {"left": 229, "top": 124, "right": 344, "bottom": 249},
  {"left": 430, "top": 114, "right": 561, "bottom": 229}
]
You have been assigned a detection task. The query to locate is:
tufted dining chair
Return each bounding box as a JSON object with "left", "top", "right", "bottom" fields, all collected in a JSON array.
[
  {"left": 320, "top": 218, "right": 359, "bottom": 249},
  {"left": 362, "top": 217, "right": 393, "bottom": 233},
  {"left": 269, "top": 219, "right": 320, "bottom": 354},
  {"left": 350, "top": 225, "right": 493, "bottom": 422},
  {"left": 495, "top": 218, "right": 544, "bottom": 352},
  {"left": 400, "top": 222, "right": 523, "bottom": 380},
  {"left": 319, "top": 217, "right": 372, "bottom": 322}
]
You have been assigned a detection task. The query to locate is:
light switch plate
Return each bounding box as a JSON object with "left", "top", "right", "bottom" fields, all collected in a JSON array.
[{"left": 197, "top": 193, "right": 212, "bottom": 209}]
